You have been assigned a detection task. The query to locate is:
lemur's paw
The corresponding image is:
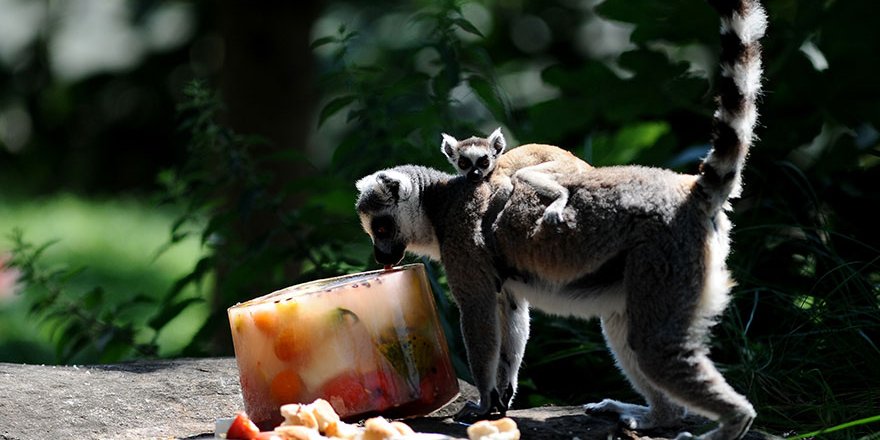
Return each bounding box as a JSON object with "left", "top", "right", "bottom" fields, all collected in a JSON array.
[
  {"left": 500, "top": 383, "right": 515, "bottom": 411},
  {"left": 584, "top": 399, "right": 654, "bottom": 430},
  {"left": 532, "top": 207, "right": 575, "bottom": 237},
  {"left": 584, "top": 398, "right": 635, "bottom": 415},
  {"left": 541, "top": 207, "right": 567, "bottom": 226},
  {"left": 454, "top": 389, "right": 507, "bottom": 423},
  {"left": 454, "top": 401, "right": 486, "bottom": 423},
  {"left": 454, "top": 401, "right": 503, "bottom": 423}
]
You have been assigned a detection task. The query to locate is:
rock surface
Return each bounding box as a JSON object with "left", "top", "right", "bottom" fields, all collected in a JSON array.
[
  {"left": 0, "top": 358, "right": 241, "bottom": 439},
  {"left": 0, "top": 358, "right": 756, "bottom": 440}
]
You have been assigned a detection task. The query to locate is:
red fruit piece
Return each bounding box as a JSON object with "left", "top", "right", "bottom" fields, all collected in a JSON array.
[
  {"left": 226, "top": 412, "right": 260, "bottom": 440},
  {"left": 320, "top": 371, "right": 391, "bottom": 416}
]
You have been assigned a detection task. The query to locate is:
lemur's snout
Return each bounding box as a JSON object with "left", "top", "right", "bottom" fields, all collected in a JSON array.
[
  {"left": 373, "top": 243, "right": 405, "bottom": 266},
  {"left": 467, "top": 169, "right": 484, "bottom": 182}
]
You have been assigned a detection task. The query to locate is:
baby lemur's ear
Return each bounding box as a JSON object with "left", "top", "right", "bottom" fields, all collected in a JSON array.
[
  {"left": 488, "top": 127, "right": 506, "bottom": 156},
  {"left": 440, "top": 133, "right": 459, "bottom": 161}
]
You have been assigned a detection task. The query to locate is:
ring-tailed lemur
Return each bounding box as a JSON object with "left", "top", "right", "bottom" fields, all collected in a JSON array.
[
  {"left": 441, "top": 128, "right": 592, "bottom": 231},
  {"left": 355, "top": 0, "right": 765, "bottom": 438}
]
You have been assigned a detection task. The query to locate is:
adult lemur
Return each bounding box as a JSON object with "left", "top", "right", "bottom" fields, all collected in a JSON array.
[
  {"left": 355, "top": 0, "right": 765, "bottom": 438},
  {"left": 441, "top": 128, "right": 592, "bottom": 230}
]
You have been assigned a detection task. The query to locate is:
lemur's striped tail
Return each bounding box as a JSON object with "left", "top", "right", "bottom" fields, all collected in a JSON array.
[{"left": 699, "top": 0, "right": 766, "bottom": 208}]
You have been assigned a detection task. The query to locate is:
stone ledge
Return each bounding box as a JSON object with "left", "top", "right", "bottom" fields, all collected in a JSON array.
[
  {"left": 0, "top": 358, "right": 761, "bottom": 440},
  {"left": 0, "top": 358, "right": 241, "bottom": 440}
]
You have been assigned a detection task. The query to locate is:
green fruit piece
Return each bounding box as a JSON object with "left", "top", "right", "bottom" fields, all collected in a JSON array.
[
  {"left": 328, "top": 307, "right": 360, "bottom": 326},
  {"left": 376, "top": 326, "right": 437, "bottom": 389}
]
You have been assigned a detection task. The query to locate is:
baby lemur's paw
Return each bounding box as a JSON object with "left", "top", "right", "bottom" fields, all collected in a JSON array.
[
  {"left": 542, "top": 206, "right": 567, "bottom": 226},
  {"left": 530, "top": 207, "right": 575, "bottom": 237}
]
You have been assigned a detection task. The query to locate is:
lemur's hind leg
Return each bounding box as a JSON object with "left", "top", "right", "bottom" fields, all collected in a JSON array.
[
  {"left": 511, "top": 163, "right": 571, "bottom": 230},
  {"left": 496, "top": 289, "right": 529, "bottom": 411},
  {"left": 585, "top": 313, "right": 687, "bottom": 430},
  {"left": 625, "top": 251, "right": 755, "bottom": 440}
]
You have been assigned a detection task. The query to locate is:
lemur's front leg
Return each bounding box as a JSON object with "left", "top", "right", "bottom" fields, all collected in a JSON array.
[
  {"left": 446, "top": 271, "right": 508, "bottom": 422},
  {"left": 495, "top": 288, "right": 529, "bottom": 411}
]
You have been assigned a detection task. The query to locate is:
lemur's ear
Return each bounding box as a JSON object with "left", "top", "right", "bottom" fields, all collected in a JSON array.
[
  {"left": 374, "top": 170, "right": 413, "bottom": 201},
  {"left": 488, "top": 127, "right": 506, "bottom": 156},
  {"left": 440, "top": 133, "right": 459, "bottom": 161}
]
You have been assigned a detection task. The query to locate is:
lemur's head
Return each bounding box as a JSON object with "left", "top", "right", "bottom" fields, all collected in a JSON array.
[
  {"left": 355, "top": 167, "right": 439, "bottom": 266},
  {"left": 441, "top": 127, "right": 506, "bottom": 183}
]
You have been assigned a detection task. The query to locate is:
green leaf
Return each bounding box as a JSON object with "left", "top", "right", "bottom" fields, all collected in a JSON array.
[
  {"left": 468, "top": 76, "right": 508, "bottom": 122},
  {"left": 310, "top": 35, "right": 338, "bottom": 50},
  {"left": 453, "top": 18, "right": 483, "bottom": 38},
  {"left": 82, "top": 287, "right": 104, "bottom": 310},
  {"left": 148, "top": 297, "right": 203, "bottom": 332},
  {"left": 165, "top": 256, "right": 214, "bottom": 300},
  {"left": 591, "top": 121, "right": 671, "bottom": 166},
  {"left": 99, "top": 338, "right": 135, "bottom": 363},
  {"left": 318, "top": 95, "right": 357, "bottom": 127}
]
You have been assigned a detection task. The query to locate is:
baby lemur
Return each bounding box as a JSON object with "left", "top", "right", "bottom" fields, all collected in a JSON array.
[
  {"left": 441, "top": 128, "right": 592, "bottom": 229},
  {"left": 355, "top": 0, "right": 766, "bottom": 438}
]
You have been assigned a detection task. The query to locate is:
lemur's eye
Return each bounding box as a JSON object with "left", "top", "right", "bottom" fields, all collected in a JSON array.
[
  {"left": 477, "top": 156, "right": 491, "bottom": 169},
  {"left": 458, "top": 158, "right": 472, "bottom": 170},
  {"left": 372, "top": 217, "right": 394, "bottom": 238}
]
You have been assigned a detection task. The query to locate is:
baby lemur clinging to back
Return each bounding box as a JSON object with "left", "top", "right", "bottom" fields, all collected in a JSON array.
[
  {"left": 441, "top": 128, "right": 592, "bottom": 228},
  {"left": 355, "top": 0, "right": 766, "bottom": 438}
]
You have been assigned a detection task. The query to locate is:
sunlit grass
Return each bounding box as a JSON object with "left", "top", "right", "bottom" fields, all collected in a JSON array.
[
  {"left": 0, "top": 193, "right": 209, "bottom": 363},
  {"left": 788, "top": 415, "right": 880, "bottom": 439}
]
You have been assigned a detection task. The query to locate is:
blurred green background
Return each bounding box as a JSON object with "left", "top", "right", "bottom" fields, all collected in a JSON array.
[{"left": 0, "top": 0, "right": 877, "bottom": 437}]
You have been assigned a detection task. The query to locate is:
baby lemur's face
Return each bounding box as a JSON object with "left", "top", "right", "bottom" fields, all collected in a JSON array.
[{"left": 441, "top": 128, "right": 507, "bottom": 182}]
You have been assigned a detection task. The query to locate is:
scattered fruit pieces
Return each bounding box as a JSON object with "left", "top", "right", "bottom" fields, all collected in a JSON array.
[
  {"left": 222, "top": 399, "right": 433, "bottom": 440},
  {"left": 280, "top": 399, "right": 339, "bottom": 432},
  {"left": 361, "top": 417, "right": 415, "bottom": 440},
  {"left": 274, "top": 424, "right": 324, "bottom": 440},
  {"left": 466, "top": 418, "right": 520, "bottom": 440},
  {"left": 324, "top": 420, "right": 362, "bottom": 440},
  {"left": 226, "top": 412, "right": 261, "bottom": 440}
]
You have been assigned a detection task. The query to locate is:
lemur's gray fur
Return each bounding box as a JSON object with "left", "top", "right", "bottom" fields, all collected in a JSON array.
[
  {"left": 441, "top": 129, "right": 592, "bottom": 231},
  {"left": 355, "top": 1, "right": 765, "bottom": 438}
]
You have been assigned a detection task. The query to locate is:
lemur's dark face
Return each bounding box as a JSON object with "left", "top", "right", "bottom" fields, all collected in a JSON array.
[
  {"left": 441, "top": 129, "right": 506, "bottom": 183},
  {"left": 456, "top": 153, "right": 494, "bottom": 182},
  {"left": 364, "top": 214, "right": 406, "bottom": 265},
  {"left": 355, "top": 170, "right": 415, "bottom": 266}
]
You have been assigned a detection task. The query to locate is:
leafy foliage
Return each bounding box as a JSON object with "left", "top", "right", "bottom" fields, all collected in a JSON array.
[{"left": 6, "top": 229, "right": 165, "bottom": 363}]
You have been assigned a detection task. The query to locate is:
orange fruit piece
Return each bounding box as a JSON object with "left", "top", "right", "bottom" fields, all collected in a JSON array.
[
  {"left": 251, "top": 308, "right": 278, "bottom": 336},
  {"left": 274, "top": 326, "right": 307, "bottom": 361},
  {"left": 270, "top": 369, "right": 305, "bottom": 404}
]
